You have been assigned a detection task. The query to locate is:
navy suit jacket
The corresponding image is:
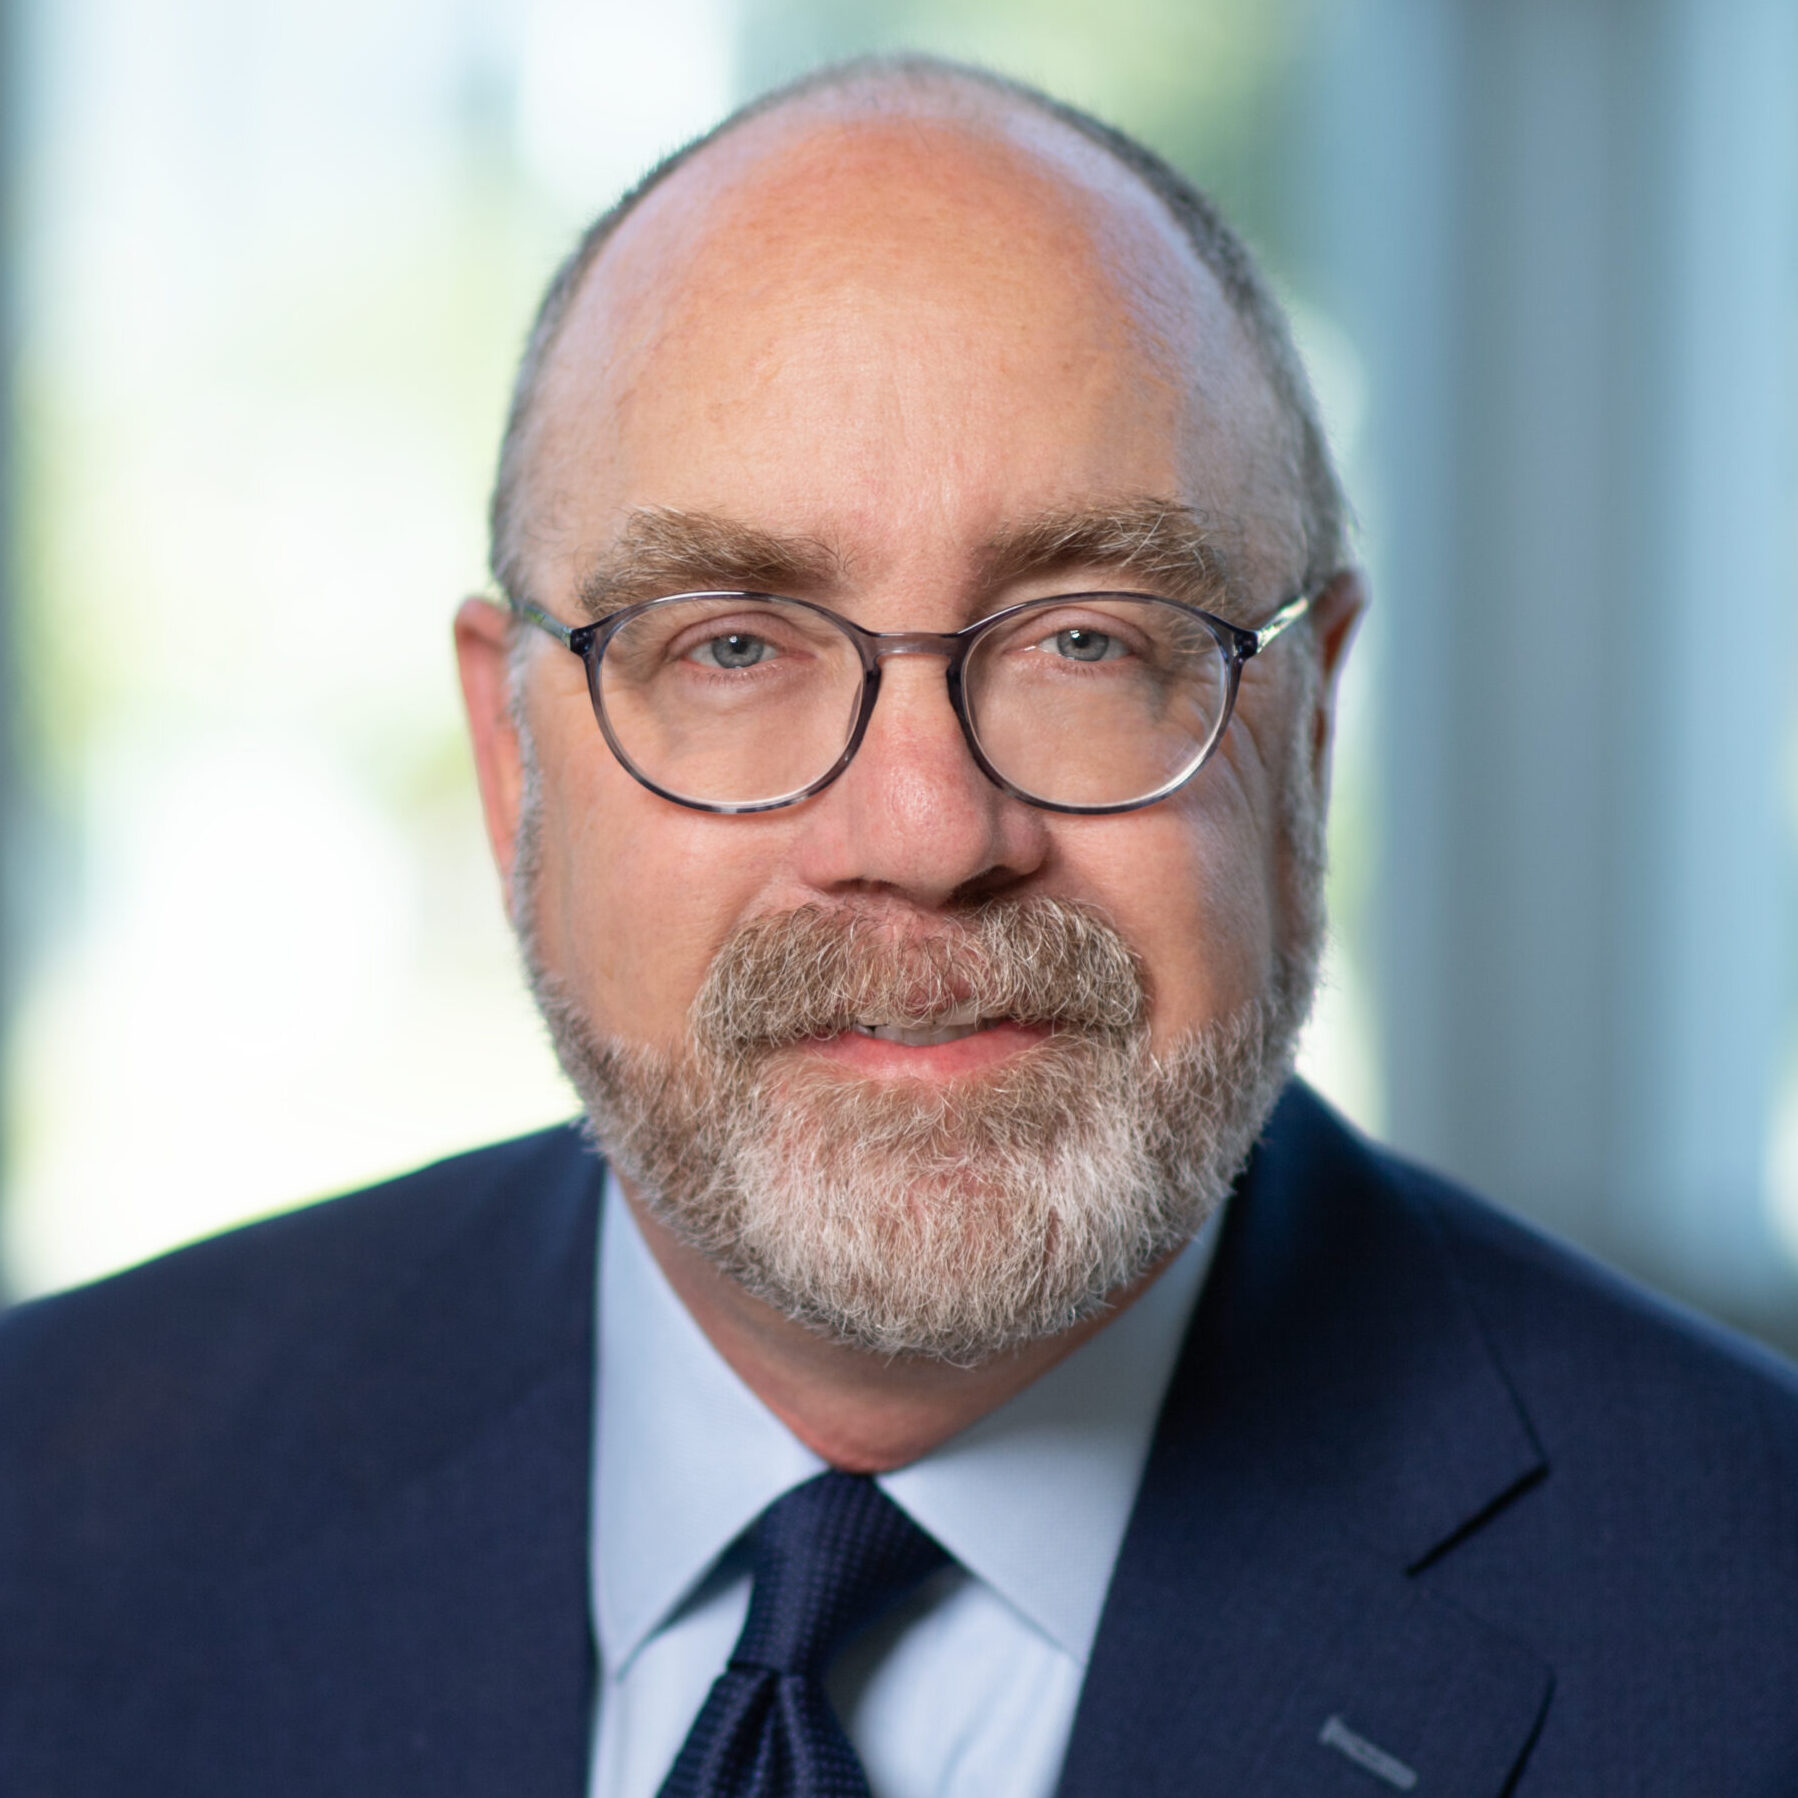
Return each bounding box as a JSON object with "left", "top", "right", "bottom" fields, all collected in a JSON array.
[{"left": 4, "top": 1082, "right": 1797, "bottom": 1795}]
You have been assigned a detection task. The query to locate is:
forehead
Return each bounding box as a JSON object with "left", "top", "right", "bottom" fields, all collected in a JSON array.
[
  {"left": 598, "top": 96, "right": 1220, "bottom": 364},
  {"left": 522, "top": 92, "right": 1295, "bottom": 591}
]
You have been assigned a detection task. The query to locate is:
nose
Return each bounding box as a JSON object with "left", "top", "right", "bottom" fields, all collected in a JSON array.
[{"left": 789, "top": 648, "right": 1050, "bottom": 909}]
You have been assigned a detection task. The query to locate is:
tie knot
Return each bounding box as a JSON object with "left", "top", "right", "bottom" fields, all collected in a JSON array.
[{"left": 730, "top": 1471, "right": 948, "bottom": 1677}]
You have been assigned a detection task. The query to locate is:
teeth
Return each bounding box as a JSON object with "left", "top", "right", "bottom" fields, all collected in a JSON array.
[
  {"left": 854, "top": 1022, "right": 985, "bottom": 1047},
  {"left": 851, "top": 1005, "right": 990, "bottom": 1048}
]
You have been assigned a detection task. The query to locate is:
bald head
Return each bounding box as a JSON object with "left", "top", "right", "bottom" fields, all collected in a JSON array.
[{"left": 489, "top": 57, "right": 1347, "bottom": 610}]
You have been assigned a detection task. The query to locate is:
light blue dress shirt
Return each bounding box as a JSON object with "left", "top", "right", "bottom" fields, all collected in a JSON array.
[{"left": 587, "top": 1176, "right": 1221, "bottom": 1798}]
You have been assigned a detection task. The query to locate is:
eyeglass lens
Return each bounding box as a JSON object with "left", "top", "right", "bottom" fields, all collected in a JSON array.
[{"left": 591, "top": 593, "right": 1232, "bottom": 810}]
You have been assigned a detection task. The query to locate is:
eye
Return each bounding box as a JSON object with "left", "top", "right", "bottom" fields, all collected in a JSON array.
[
  {"left": 689, "top": 631, "right": 779, "bottom": 670},
  {"left": 1036, "top": 625, "right": 1129, "bottom": 663}
]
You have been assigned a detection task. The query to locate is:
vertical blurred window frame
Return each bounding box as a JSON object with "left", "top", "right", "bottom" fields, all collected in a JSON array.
[{"left": 0, "top": 0, "right": 19, "bottom": 1306}]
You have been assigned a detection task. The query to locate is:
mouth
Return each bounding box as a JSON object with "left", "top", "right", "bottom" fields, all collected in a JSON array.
[
  {"left": 805, "top": 1007, "right": 1051, "bottom": 1078},
  {"left": 848, "top": 1000, "right": 991, "bottom": 1049}
]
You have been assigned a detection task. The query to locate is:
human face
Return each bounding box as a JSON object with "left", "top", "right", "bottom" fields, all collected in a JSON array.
[{"left": 460, "top": 104, "right": 1341, "bottom": 1082}]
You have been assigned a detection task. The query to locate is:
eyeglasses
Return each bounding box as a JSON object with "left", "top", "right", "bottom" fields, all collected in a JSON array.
[{"left": 511, "top": 586, "right": 1316, "bottom": 816}]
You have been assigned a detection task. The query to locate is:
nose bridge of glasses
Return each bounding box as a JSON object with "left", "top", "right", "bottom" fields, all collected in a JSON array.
[
  {"left": 853, "top": 628, "right": 982, "bottom": 779},
  {"left": 864, "top": 629, "right": 967, "bottom": 662}
]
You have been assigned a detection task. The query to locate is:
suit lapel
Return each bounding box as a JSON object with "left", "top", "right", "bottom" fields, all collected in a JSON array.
[{"left": 1058, "top": 1085, "right": 1552, "bottom": 1797}]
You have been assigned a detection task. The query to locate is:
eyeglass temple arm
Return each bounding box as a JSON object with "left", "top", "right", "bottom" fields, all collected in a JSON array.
[
  {"left": 510, "top": 598, "right": 577, "bottom": 649},
  {"left": 1250, "top": 588, "right": 1317, "bottom": 656}
]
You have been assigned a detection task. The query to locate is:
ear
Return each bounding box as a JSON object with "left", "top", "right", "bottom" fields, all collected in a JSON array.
[
  {"left": 1304, "top": 569, "right": 1366, "bottom": 790},
  {"left": 455, "top": 596, "right": 527, "bottom": 899}
]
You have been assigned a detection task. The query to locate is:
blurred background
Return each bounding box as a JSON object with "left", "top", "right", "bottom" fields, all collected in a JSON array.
[{"left": 2, "top": 0, "right": 1795, "bottom": 1349}]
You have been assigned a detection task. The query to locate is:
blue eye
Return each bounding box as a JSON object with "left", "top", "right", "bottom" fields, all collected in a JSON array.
[
  {"left": 692, "top": 632, "right": 776, "bottom": 670},
  {"left": 1047, "top": 626, "right": 1126, "bottom": 662}
]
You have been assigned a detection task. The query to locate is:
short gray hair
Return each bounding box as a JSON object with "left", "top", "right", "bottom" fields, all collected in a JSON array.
[{"left": 488, "top": 54, "right": 1350, "bottom": 608}]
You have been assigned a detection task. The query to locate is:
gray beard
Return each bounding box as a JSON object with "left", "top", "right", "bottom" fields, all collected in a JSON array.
[{"left": 510, "top": 743, "right": 1322, "bottom": 1365}]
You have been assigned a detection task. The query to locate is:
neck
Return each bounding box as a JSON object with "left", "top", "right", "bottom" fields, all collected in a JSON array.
[{"left": 618, "top": 1180, "right": 1170, "bottom": 1473}]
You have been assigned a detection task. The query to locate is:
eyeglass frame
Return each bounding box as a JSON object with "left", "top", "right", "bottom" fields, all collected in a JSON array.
[{"left": 509, "top": 584, "right": 1318, "bottom": 817}]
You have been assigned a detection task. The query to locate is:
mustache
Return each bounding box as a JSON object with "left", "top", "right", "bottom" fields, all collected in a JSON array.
[{"left": 692, "top": 897, "right": 1147, "bottom": 1050}]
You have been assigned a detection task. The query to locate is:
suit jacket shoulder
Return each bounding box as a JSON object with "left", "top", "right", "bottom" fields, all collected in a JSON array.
[{"left": 0, "top": 1123, "right": 604, "bottom": 1798}]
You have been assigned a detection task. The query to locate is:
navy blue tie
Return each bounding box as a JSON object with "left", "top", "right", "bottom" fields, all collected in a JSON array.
[{"left": 658, "top": 1471, "right": 950, "bottom": 1798}]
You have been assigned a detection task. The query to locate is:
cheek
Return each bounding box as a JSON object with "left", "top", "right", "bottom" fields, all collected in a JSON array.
[
  {"left": 529, "top": 743, "right": 772, "bottom": 1047},
  {"left": 1054, "top": 786, "right": 1280, "bottom": 1046}
]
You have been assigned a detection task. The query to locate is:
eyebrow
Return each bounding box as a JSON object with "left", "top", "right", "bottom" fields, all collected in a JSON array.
[
  {"left": 570, "top": 497, "right": 1246, "bottom": 624},
  {"left": 979, "top": 500, "right": 1246, "bottom": 616},
  {"left": 574, "top": 511, "right": 845, "bottom": 621}
]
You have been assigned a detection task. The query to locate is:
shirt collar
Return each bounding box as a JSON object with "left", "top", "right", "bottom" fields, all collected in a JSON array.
[{"left": 593, "top": 1174, "right": 1220, "bottom": 1677}]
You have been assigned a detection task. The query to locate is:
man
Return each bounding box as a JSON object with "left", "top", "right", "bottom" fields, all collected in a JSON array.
[{"left": 4, "top": 55, "right": 1797, "bottom": 1798}]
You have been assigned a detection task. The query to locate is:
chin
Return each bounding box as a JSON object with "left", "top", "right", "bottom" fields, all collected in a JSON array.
[{"left": 596, "top": 1006, "right": 1289, "bottom": 1364}]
